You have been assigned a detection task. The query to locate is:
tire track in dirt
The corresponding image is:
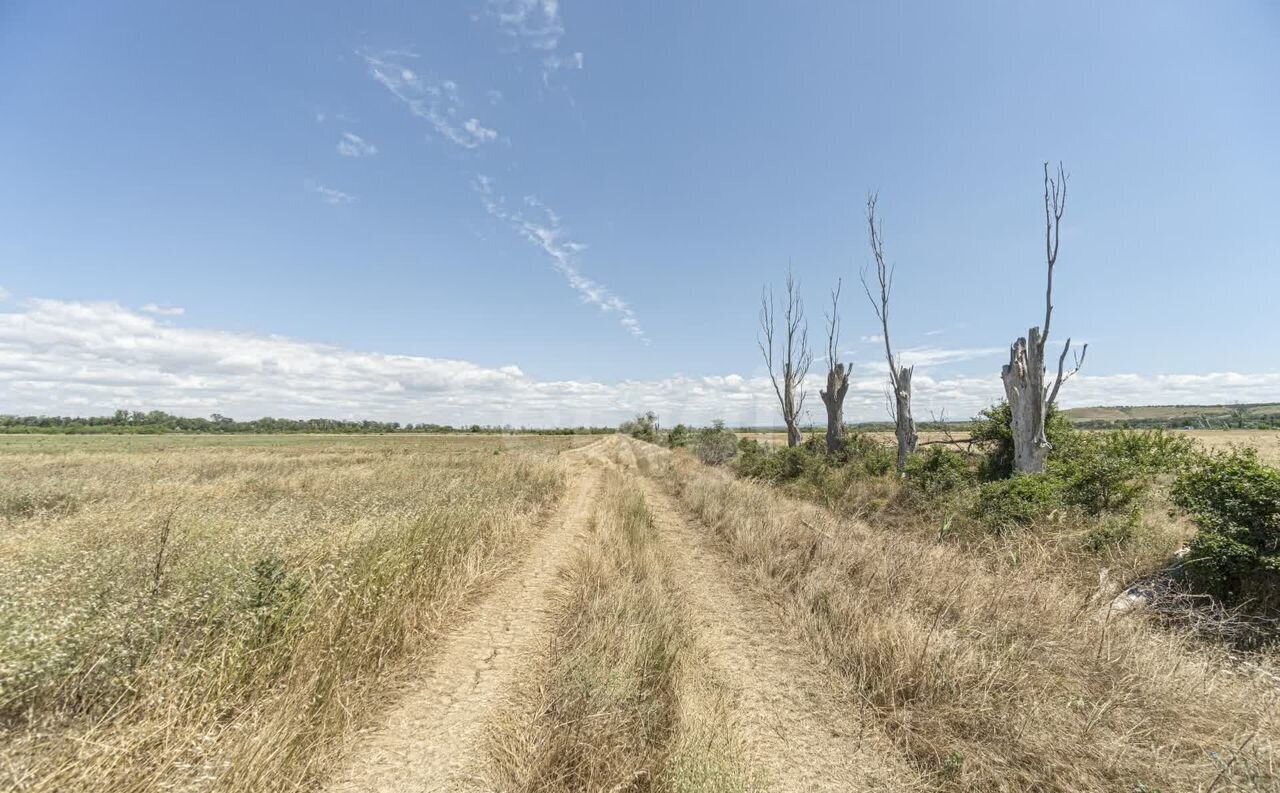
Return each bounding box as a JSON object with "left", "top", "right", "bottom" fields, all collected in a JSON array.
[
  {"left": 626, "top": 446, "right": 923, "bottom": 792},
  {"left": 326, "top": 444, "right": 603, "bottom": 793}
]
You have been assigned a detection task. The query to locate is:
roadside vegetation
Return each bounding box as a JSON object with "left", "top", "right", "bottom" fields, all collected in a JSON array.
[
  {"left": 634, "top": 435, "right": 1279, "bottom": 791},
  {"left": 636, "top": 405, "right": 1280, "bottom": 641},
  {"left": 0, "top": 436, "right": 569, "bottom": 793}
]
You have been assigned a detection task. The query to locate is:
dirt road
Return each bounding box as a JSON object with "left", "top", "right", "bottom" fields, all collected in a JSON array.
[{"left": 327, "top": 436, "right": 918, "bottom": 792}]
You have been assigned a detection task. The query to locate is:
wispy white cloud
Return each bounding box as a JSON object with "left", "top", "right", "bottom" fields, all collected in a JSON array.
[
  {"left": 2, "top": 297, "right": 1276, "bottom": 427},
  {"left": 360, "top": 51, "right": 499, "bottom": 149},
  {"left": 141, "top": 303, "right": 184, "bottom": 317},
  {"left": 897, "top": 345, "right": 1005, "bottom": 369},
  {"left": 489, "top": 0, "right": 564, "bottom": 51},
  {"left": 486, "top": 0, "right": 582, "bottom": 79},
  {"left": 475, "top": 175, "right": 645, "bottom": 341},
  {"left": 0, "top": 286, "right": 10, "bottom": 301},
  {"left": 336, "top": 132, "right": 378, "bottom": 158},
  {"left": 307, "top": 182, "right": 356, "bottom": 205}
]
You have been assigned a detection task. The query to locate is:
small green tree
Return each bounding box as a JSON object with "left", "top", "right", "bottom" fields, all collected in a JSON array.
[
  {"left": 693, "top": 420, "right": 738, "bottom": 465},
  {"left": 619, "top": 411, "right": 659, "bottom": 443},
  {"left": 1172, "top": 449, "right": 1280, "bottom": 609}
]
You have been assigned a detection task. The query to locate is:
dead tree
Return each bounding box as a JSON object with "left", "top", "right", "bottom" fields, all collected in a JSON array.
[
  {"left": 863, "top": 193, "right": 916, "bottom": 473},
  {"left": 819, "top": 280, "right": 850, "bottom": 452},
  {"left": 1001, "top": 162, "right": 1087, "bottom": 474},
  {"left": 759, "top": 271, "right": 812, "bottom": 447}
]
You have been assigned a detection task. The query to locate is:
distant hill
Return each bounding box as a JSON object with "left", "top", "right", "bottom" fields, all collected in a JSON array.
[{"left": 1061, "top": 402, "right": 1280, "bottom": 429}]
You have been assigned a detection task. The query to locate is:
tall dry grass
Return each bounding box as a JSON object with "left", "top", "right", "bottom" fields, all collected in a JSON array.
[
  {"left": 0, "top": 435, "right": 569, "bottom": 792},
  {"left": 483, "top": 469, "right": 751, "bottom": 793},
  {"left": 640, "top": 446, "right": 1280, "bottom": 792}
]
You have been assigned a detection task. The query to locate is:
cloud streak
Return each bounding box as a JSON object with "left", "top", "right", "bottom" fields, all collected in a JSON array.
[
  {"left": 475, "top": 175, "right": 645, "bottom": 341},
  {"left": 141, "top": 303, "right": 184, "bottom": 317},
  {"left": 2, "top": 297, "right": 1276, "bottom": 428},
  {"left": 337, "top": 132, "right": 378, "bottom": 157},
  {"left": 307, "top": 182, "right": 356, "bottom": 205},
  {"left": 360, "top": 51, "right": 498, "bottom": 149}
]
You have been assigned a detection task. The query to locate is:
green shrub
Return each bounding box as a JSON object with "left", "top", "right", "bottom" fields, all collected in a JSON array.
[
  {"left": 733, "top": 439, "right": 824, "bottom": 484},
  {"left": 666, "top": 424, "right": 690, "bottom": 448},
  {"left": 833, "top": 432, "right": 895, "bottom": 476},
  {"left": 693, "top": 421, "right": 738, "bottom": 466},
  {"left": 904, "top": 446, "right": 974, "bottom": 498},
  {"left": 1050, "top": 439, "right": 1149, "bottom": 515},
  {"left": 1049, "top": 430, "right": 1192, "bottom": 517},
  {"left": 1095, "top": 428, "right": 1196, "bottom": 471},
  {"left": 734, "top": 437, "right": 776, "bottom": 480},
  {"left": 775, "top": 445, "right": 817, "bottom": 482},
  {"left": 975, "top": 474, "right": 1064, "bottom": 531},
  {"left": 1172, "top": 449, "right": 1280, "bottom": 608}
]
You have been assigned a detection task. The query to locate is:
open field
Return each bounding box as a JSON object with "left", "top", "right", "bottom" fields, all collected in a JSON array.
[
  {"left": 0, "top": 434, "right": 581, "bottom": 792},
  {"left": 1062, "top": 402, "right": 1280, "bottom": 426},
  {"left": 746, "top": 428, "right": 1280, "bottom": 465},
  {"left": 3, "top": 433, "right": 1277, "bottom": 792},
  {"left": 1177, "top": 429, "right": 1280, "bottom": 462}
]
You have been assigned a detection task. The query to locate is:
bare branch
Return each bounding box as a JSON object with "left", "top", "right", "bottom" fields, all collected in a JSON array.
[
  {"left": 825, "top": 279, "right": 842, "bottom": 368},
  {"left": 758, "top": 287, "right": 785, "bottom": 409},
  {"left": 1047, "top": 339, "right": 1088, "bottom": 408},
  {"left": 1042, "top": 160, "right": 1068, "bottom": 353},
  {"left": 863, "top": 192, "right": 899, "bottom": 392},
  {"left": 760, "top": 269, "right": 811, "bottom": 446},
  {"left": 925, "top": 408, "right": 979, "bottom": 456}
]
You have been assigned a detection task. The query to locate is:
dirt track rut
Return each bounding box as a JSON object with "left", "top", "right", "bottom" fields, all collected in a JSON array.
[
  {"left": 327, "top": 447, "right": 601, "bottom": 792},
  {"left": 629, "top": 459, "right": 920, "bottom": 792}
]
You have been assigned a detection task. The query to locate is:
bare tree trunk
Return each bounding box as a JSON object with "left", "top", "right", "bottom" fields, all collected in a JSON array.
[
  {"left": 759, "top": 272, "right": 812, "bottom": 448},
  {"left": 863, "top": 193, "right": 915, "bottom": 473},
  {"left": 1002, "top": 332, "right": 1049, "bottom": 473},
  {"left": 893, "top": 364, "right": 917, "bottom": 472},
  {"left": 820, "top": 365, "right": 847, "bottom": 452},
  {"left": 820, "top": 363, "right": 848, "bottom": 452},
  {"left": 783, "top": 362, "right": 802, "bottom": 447},
  {"left": 820, "top": 281, "right": 849, "bottom": 453},
  {"left": 1003, "top": 163, "right": 1086, "bottom": 475}
]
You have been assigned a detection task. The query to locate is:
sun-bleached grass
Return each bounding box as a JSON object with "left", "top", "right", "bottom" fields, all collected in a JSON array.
[
  {"left": 639, "top": 444, "right": 1280, "bottom": 792},
  {"left": 0, "top": 435, "right": 574, "bottom": 793},
  {"left": 483, "top": 469, "right": 751, "bottom": 793}
]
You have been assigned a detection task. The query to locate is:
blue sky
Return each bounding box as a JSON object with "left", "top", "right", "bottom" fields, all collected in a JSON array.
[{"left": 1, "top": 1, "right": 1277, "bottom": 426}]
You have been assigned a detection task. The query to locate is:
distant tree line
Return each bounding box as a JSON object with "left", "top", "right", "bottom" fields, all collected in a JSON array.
[
  {"left": 0, "top": 410, "right": 615, "bottom": 435},
  {"left": 1071, "top": 412, "right": 1280, "bottom": 431}
]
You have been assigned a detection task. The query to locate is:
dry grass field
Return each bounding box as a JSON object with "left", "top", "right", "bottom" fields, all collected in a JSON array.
[
  {"left": 0, "top": 434, "right": 582, "bottom": 792},
  {"left": 1179, "top": 429, "right": 1280, "bottom": 463},
  {"left": 747, "top": 428, "right": 1280, "bottom": 464},
  {"left": 2, "top": 433, "right": 1277, "bottom": 792}
]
